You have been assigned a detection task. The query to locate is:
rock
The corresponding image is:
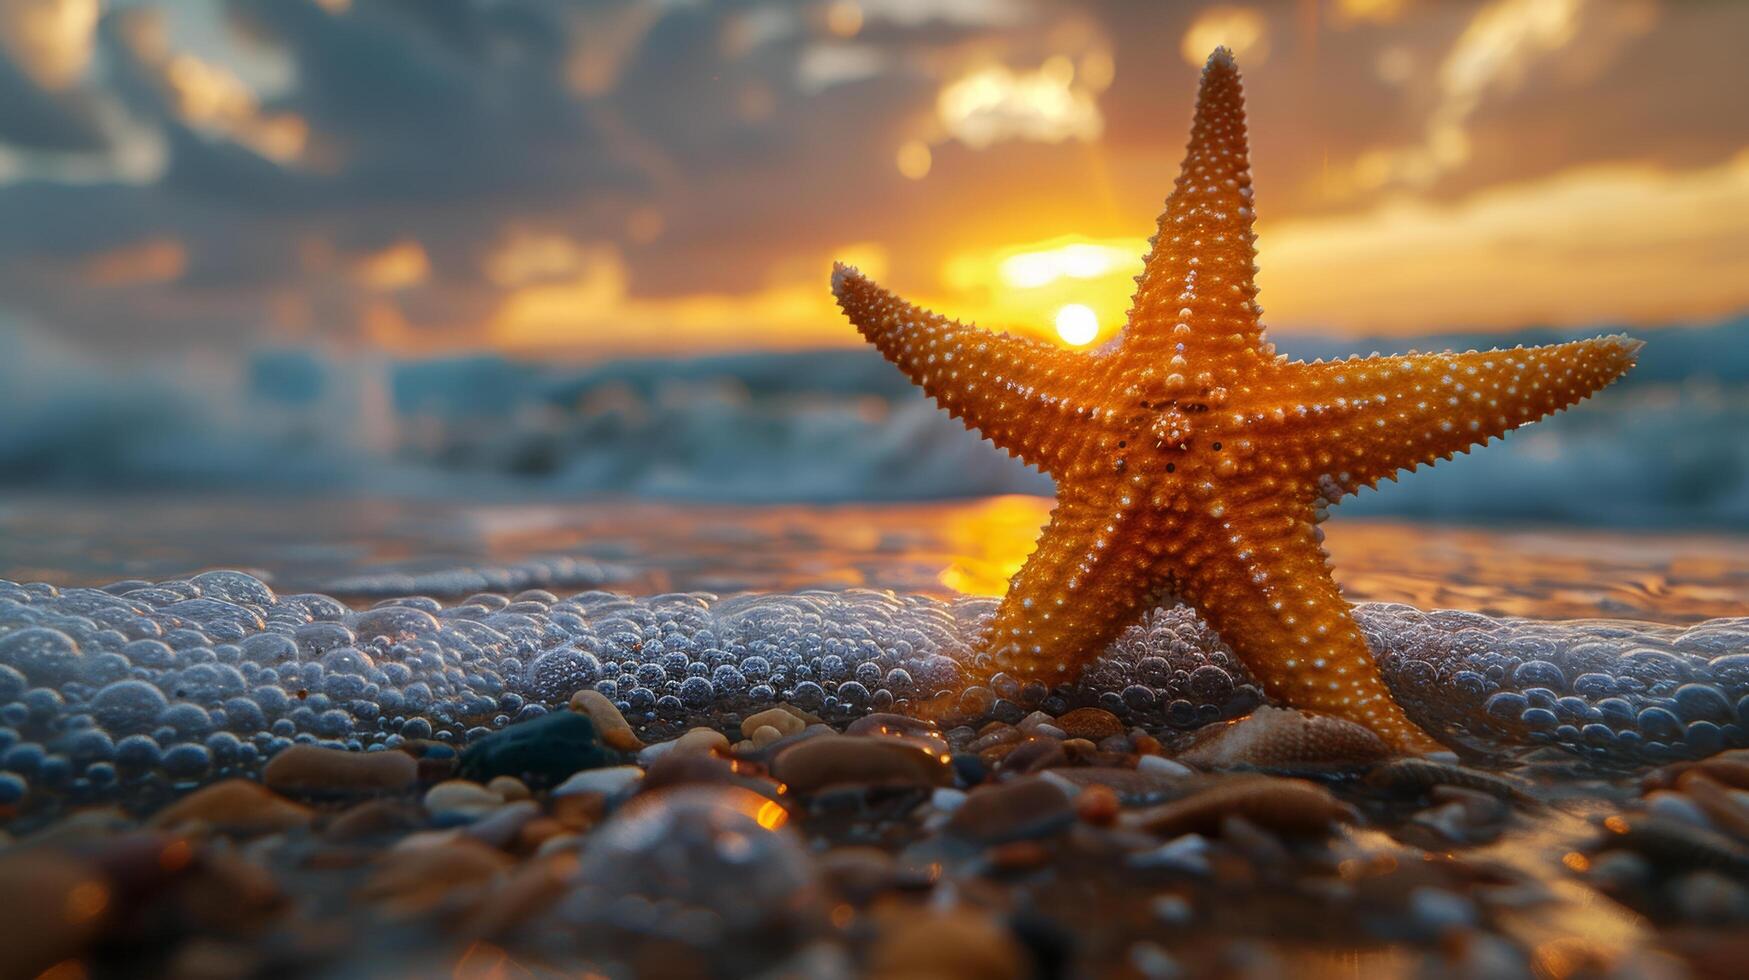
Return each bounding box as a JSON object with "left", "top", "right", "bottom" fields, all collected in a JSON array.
[
  {"left": 947, "top": 777, "right": 1075, "bottom": 844},
  {"left": 1077, "top": 784, "right": 1120, "bottom": 826},
  {"left": 458, "top": 711, "right": 621, "bottom": 789},
  {"left": 1673, "top": 871, "right": 1749, "bottom": 923},
  {"left": 1177, "top": 707, "right": 1391, "bottom": 773},
  {"left": 263, "top": 745, "right": 417, "bottom": 796},
  {"left": 325, "top": 799, "right": 424, "bottom": 841},
  {"left": 769, "top": 734, "right": 952, "bottom": 793},
  {"left": 570, "top": 689, "right": 643, "bottom": 752},
  {"left": 1125, "top": 776, "right": 1359, "bottom": 839},
  {"left": 671, "top": 727, "right": 730, "bottom": 758},
  {"left": 866, "top": 908, "right": 1026, "bottom": 980},
  {"left": 1056, "top": 707, "right": 1125, "bottom": 741},
  {"left": 423, "top": 780, "right": 504, "bottom": 820},
  {"left": 847, "top": 713, "right": 943, "bottom": 740},
  {"left": 750, "top": 725, "right": 786, "bottom": 748},
  {"left": 486, "top": 776, "right": 531, "bottom": 802},
  {"left": 642, "top": 751, "right": 740, "bottom": 793},
  {"left": 1409, "top": 886, "right": 1478, "bottom": 933},
  {"left": 1127, "top": 833, "right": 1212, "bottom": 874},
  {"left": 466, "top": 800, "right": 542, "bottom": 850},
  {"left": 571, "top": 786, "right": 820, "bottom": 966},
  {"left": 458, "top": 853, "right": 578, "bottom": 940},
  {"left": 150, "top": 779, "right": 312, "bottom": 836},
  {"left": 553, "top": 765, "right": 644, "bottom": 798},
  {"left": 1137, "top": 755, "right": 1196, "bottom": 778},
  {"left": 357, "top": 837, "right": 515, "bottom": 918},
  {"left": 1048, "top": 766, "right": 1191, "bottom": 803},
  {"left": 0, "top": 851, "right": 108, "bottom": 978},
  {"left": 742, "top": 707, "right": 808, "bottom": 740},
  {"left": 995, "top": 736, "right": 1067, "bottom": 775}
]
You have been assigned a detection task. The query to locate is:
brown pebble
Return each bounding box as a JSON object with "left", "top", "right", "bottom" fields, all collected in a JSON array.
[
  {"left": 570, "top": 690, "right": 643, "bottom": 752},
  {"left": 1048, "top": 766, "right": 1192, "bottom": 803},
  {"left": 1133, "top": 734, "right": 1164, "bottom": 756},
  {"left": 486, "top": 776, "right": 531, "bottom": 802},
  {"left": 550, "top": 792, "right": 606, "bottom": 832},
  {"left": 866, "top": 908, "right": 1026, "bottom": 980},
  {"left": 1179, "top": 706, "right": 1392, "bottom": 773},
  {"left": 1077, "top": 784, "right": 1121, "bottom": 826},
  {"left": 846, "top": 713, "right": 942, "bottom": 740},
  {"left": 514, "top": 816, "right": 567, "bottom": 854},
  {"left": 458, "top": 853, "right": 578, "bottom": 940},
  {"left": 263, "top": 744, "right": 418, "bottom": 796},
  {"left": 1056, "top": 707, "right": 1125, "bottom": 741},
  {"left": 770, "top": 734, "right": 951, "bottom": 793},
  {"left": 750, "top": 724, "right": 786, "bottom": 748},
  {"left": 996, "top": 736, "right": 1067, "bottom": 775},
  {"left": 325, "top": 799, "right": 425, "bottom": 841},
  {"left": 670, "top": 727, "right": 731, "bottom": 758},
  {"left": 989, "top": 840, "right": 1053, "bottom": 870},
  {"left": 948, "top": 777, "right": 1075, "bottom": 844},
  {"left": 966, "top": 725, "right": 1024, "bottom": 754},
  {"left": 642, "top": 749, "right": 740, "bottom": 792},
  {"left": 357, "top": 837, "right": 515, "bottom": 917},
  {"left": 1125, "top": 776, "right": 1359, "bottom": 839},
  {"left": 150, "top": 779, "right": 313, "bottom": 836},
  {"left": 1676, "top": 771, "right": 1749, "bottom": 840},
  {"left": 741, "top": 706, "right": 809, "bottom": 739}
]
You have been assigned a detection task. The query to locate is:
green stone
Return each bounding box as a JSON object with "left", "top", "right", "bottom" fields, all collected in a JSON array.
[{"left": 458, "top": 711, "right": 622, "bottom": 787}]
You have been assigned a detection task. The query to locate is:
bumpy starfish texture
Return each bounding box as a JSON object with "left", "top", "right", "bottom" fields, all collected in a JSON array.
[{"left": 831, "top": 48, "right": 1639, "bottom": 752}]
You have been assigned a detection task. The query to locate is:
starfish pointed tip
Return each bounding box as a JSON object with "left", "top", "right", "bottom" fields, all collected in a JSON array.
[{"left": 1206, "top": 46, "right": 1237, "bottom": 70}]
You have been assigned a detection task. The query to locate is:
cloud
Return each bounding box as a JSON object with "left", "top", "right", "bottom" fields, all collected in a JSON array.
[{"left": 0, "top": 0, "right": 1742, "bottom": 360}]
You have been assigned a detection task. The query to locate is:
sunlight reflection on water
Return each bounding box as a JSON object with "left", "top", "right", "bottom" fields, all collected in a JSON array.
[{"left": 0, "top": 494, "right": 1742, "bottom": 624}]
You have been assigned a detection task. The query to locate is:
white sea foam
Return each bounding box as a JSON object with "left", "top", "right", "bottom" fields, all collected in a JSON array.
[{"left": 0, "top": 571, "right": 1745, "bottom": 804}]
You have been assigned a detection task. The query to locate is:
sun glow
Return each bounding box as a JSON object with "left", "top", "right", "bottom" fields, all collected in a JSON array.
[{"left": 1054, "top": 303, "right": 1099, "bottom": 346}]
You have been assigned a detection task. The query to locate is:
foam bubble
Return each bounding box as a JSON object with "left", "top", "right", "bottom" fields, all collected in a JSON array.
[{"left": 1, "top": 572, "right": 1747, "bottom": 801}]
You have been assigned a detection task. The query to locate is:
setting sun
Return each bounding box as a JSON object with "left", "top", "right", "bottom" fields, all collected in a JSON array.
[{"left": 1055, "top": 303, "right": 1099, "bottom": 345}]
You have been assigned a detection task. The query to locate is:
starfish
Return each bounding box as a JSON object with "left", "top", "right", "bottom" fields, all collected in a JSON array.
[{"left": 831, "top": 48, "right": 1640, "bottom": 752}]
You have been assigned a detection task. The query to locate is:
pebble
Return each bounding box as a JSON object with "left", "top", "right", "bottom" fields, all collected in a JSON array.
[
  {"left": 1056, "top": 707, "right": 1126, "bottom": 741},
  {"left": 150, "top": 779, "right": 313, "bottom": 836},
  {"left": 486, "top": 776, "right": 531, "bottom": 802},
  {"left": 1126, "top": 776, "right": 1358, "bottom": 839},
  {"left": 866, "top": 908, "right": 1026, "bottom": 980},
  {"left": 570, "top": 786, "right": 820, "bottom": 959},
  {"left": 1127, "top": 833, "right": 1212, "bottom": 874},
  {"left": 1673, "top": 870, "right": 1749, "bottom": 923},
  {"left": 1077, "top": 784, "right": 1121, "bottom": 826},
  {"left": 262, "top": 744, "right": 418, "bottom": 796},
  {"left": 770, "top": 734, "right": 951, "bottom": 793},
  {"left": 1177, "top": 707, "right": 1391, "bottom": 773},
  {"left": 458, "top": 711, "right": 620, "bottom": 788},
  {"left": 741, "top": 706, "right": 808, "bottom": 740},
  {"left": 570, "top": 689, "right": 643, "bottom": 752},
  {"left": 750, "top": 725, "right": 787, "bottom": 749},
  {"left": 1048, "top": 766, "right": 1191, "bottom": 803},
  {"left": 325, "top": 799, "right": 424, "bottom": 841},
  {"left": 358, "top": 837, "right": 516, "bottom": 918},
  {"left": 423, "top": 780, "right": 505, "bottom": 820},
  {"left": 1645, "top": 789, "right": 1714, "bottom": 830},
  {"left": 553, "top": 765, "right": 644, "bottom": 798},
  {"left": 930, "top": 787, "right": 968, "bottom": 812},
  {"left": 948, "top": 776, "right": 1075, "bottom": 844},
  {"left": 465, "top": 800, "right": 542, "bottom": 850},
  {"left": 671, "top": 727, "right": 731, "bottom": 758},
  {"left": 1137, "top": 755, "right": 1196, "bottom": 778}
]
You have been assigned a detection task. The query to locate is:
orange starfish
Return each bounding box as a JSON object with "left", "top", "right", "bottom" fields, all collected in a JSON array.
[{"left": 831, "top": 48, "right": 1639, "bottom": 752}]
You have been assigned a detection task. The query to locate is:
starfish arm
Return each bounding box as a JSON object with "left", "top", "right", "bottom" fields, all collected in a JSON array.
[
  {"left": 1274, "top": 336, "right": 1642, "bottom": 496},
  {"left": 980, "top": 486, "right": 1166, "bottom": 687},
  {"left": 832, "top": 263, "right": 1097, "bottom": 476},
  {"left": 1118, "top": 49, "right": 1273, "bottom": 383},
  {"left": 1172, "top": 493, "right": 1439, "bottom": 752}
]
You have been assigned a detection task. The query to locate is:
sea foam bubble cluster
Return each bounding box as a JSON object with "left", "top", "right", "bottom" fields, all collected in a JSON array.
[{"left": 0, "top": 571, "right": 1745, "bottom": 802}]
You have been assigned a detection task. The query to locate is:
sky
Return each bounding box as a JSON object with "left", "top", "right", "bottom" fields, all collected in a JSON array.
[{"left": 0, "top": 0, "right": 1746, "bottom": 360}]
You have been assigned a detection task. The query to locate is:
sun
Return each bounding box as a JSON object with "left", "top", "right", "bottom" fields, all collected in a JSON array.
[{"left": 1054, "top": 303, "right": 1099, "bottom": 345}]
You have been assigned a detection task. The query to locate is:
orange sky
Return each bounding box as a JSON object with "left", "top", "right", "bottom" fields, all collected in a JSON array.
[{"left": 1, "top": 0, "right": 1747, "bottom": 359}]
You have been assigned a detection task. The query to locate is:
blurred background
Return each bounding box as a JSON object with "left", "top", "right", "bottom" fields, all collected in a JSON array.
[{"left": 0, "top": 0, "right": 1746, "bottom": 536}]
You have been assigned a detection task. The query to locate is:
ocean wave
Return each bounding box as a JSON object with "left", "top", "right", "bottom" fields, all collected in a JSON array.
[{"left": 2, "top": 317, "right": 1746, "bottom": 526}]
